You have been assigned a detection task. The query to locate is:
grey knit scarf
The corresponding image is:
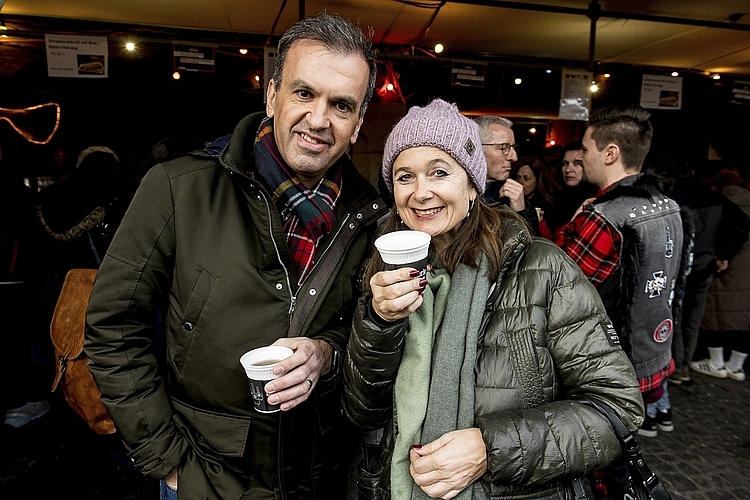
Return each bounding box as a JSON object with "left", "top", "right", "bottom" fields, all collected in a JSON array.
[{"left": 392, "top": 258, "right": 491, "bottom": 500}]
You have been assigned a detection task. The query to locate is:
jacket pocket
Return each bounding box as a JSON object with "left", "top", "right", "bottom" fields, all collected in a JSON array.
[
  {"left": 171, "top": 397, "right": 251, "bottom": 457},
  {"left": 173, "top": 269, "right": 217, "bottom": 374}
]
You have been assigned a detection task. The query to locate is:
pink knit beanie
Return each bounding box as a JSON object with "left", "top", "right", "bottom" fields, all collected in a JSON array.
[{"left": 381, "top": 98, "right": 486, "bottom": 193}]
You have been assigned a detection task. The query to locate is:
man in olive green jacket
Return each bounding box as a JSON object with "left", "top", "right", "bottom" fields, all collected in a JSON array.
[{"left": 85, "top": 13, "right": 387, "bottom": 500}]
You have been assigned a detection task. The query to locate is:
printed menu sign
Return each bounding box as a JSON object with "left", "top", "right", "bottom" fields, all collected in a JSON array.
[
  {"left": 45, "top": 34, "right": 108, "bottom": 78},
  {"left": 640, "top": 75, "right": 682, "bottom": 110},
  {"left": 559, "top": 69, "right": 592, "bottom": 120}
]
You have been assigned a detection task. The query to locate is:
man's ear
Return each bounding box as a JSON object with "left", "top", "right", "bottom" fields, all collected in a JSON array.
[
  {"left": 604, "top": 144, "right": 620, "bottom": 165},
  {"left": 266, "top": 79, "right": 277, "bottom": 117},
  {"left": 349, "top": 115, "right": 364, "bottom": 145}
]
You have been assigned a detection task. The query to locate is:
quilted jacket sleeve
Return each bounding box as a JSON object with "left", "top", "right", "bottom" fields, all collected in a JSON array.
[
  {"left": 343, "top": 293, "right": 407, "bottom": 430},
  {"left": 476, "top": 239, "right": 644, "bottom": 487}
]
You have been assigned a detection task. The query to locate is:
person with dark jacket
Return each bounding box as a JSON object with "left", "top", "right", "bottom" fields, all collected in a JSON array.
[
  {"left": 645, "top": 160, "right": 749, "bottom": 385},
  {"left": 546, "top": 141, "right": 599, "bottom": 238},
  {"left": 85, "top": 14, "right": 387, "bottom": 500},
  {"left": 474, "top": 115, "right": 540, "bottom": 235},
  {"left": 344, "top": 99, "right": 643, "bottom": 500},
  {"left": 698, "top": 169, "right": 750, "bottom": 380},
  {"left": 1, "top": 164, "right": 49, "bottom": 428}
]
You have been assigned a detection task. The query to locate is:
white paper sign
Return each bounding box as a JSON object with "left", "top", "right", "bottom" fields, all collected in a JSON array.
[
  {"left": 640, "top": 75, "right": 682, "bottom": 110},
  {"left": 559, "top": 69, "right": 592, "bottom": 120},
  {"left": 45, "top": 34, "right": 108, "bottom": 78}
]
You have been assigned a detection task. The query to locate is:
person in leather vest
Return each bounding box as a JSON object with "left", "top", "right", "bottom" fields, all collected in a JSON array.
[{"left": 556, "top": 105, "right": 690, "bottom": 499}]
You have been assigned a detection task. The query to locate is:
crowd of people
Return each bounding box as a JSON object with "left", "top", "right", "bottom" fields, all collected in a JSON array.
[{"left": 2, "top": 11, "right": 750, "bottom": 500}]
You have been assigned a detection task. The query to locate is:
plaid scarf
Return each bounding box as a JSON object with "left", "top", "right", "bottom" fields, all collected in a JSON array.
[{"left": 254, "top": 117, "right": 342, "bottom": 284}]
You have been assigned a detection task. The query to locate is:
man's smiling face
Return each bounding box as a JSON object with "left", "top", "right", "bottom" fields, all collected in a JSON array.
[{"left": 266, "top": 40, "right": 369, "bottom": 187}]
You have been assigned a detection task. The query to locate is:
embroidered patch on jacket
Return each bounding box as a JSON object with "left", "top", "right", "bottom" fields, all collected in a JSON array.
[
  {"left": 653, "top": 318, "right": 673, "bottom": 342},
  {"left": 464, "top": 138, "right": 476, "bottom": 156},
  {"left": 600, "top": 322, "right": 620, "bottom": 347},
  {"left": 665, "top": 226, "right": 674, "bottom": 258},
  {"left": 644, "top": 270, "right": 667, "bottom": 298}
]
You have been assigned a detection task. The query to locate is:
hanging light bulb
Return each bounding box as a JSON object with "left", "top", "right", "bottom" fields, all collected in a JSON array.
[
  {"left": 434, "top": 43, "right": 444, "bottom": 54},
  {"left": 172, "top": 71, "right": 181, "bottom": 80},
  {"left": 125, "top": 42, "right": 135, "bottom": 51},
  {"left": 239, "top": 48, "right": 248, "bottom": 55},
  {"left": 590, "top": 82, "right": 599, "bottom": 93}
]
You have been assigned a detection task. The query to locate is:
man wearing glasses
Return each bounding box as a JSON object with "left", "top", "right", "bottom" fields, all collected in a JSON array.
[{"left": 474, "top": 115, "right": 540, "bottom": 234}]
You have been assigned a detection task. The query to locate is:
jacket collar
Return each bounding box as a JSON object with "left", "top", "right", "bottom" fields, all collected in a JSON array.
[{"left": 218, "top": 111, "right": 386, "bottom": 226}]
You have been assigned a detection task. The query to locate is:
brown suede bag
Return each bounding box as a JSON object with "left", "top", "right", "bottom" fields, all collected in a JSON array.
[{"left": 50, "top": 268, "right": 115, "bottom": 435}]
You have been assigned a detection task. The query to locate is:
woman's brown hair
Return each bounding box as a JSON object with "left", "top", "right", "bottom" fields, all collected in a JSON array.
[{"left": 363, "top": 198, "right": 530, "bottom": 288}]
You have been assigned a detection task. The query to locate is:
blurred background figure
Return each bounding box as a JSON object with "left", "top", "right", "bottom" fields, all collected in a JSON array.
[
  {"left": 547, "top": 141, "right": 598, "bottom": 239},
  {"left": 698, "top": 168, "right": 750, "bottom": 381},
  {"left": 136, "top": 135, "right": 206, "bottom": 182},
  {"left": 1, "top": 158, "right": 48, "bottom": 428},
  {"left": 29, "top": 146, "right": 136, "bottom": 425},
  {"left": 645, "top": 159, "right": 749, "bottom": 386},
  {"left": 511, "top": 156, "right": 556, "bottom": 239}
]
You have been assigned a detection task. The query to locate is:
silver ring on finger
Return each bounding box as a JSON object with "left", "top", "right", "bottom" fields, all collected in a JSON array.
[{"left": 305, "top": 378, "right": 313, "bottom": 391}]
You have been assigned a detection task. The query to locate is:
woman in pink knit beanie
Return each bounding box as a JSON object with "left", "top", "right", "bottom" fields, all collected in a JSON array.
[{"left": 343, "top": 99, "right": 644, "bottom": 500}]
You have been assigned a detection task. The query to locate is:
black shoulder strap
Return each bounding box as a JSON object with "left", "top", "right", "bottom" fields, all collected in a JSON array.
[{"left": 581, "top": 398, "right": 673, "bottom": 500}]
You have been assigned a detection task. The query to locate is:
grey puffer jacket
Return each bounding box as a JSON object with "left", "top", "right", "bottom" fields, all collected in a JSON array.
[
  {"left": 85, "top": 112, "right": 387, "bottom": 500},
  {"left": 344, "top": 217, "right": 644, "bottom": 500}
]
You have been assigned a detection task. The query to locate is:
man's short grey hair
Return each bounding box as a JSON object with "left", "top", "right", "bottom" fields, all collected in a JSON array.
[
  {"left": 272, "top": 13, "right": 377, "bottom": 118},
  {"left": 474, "top": 115, "right": 514, "bottom": 142}
]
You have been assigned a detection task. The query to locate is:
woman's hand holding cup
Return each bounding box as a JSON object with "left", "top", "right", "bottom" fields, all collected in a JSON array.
[{"left": 370, "top": 268, "right": 427, "bottom": 321}]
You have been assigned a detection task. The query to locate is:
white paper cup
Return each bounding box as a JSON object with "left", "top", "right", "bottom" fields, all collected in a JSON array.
[
  {"left": 374, "top": 230, "right": 431, "bottom": 276},
  {"left": 239, "top": 346, "right": 293, "bottom": 413}
]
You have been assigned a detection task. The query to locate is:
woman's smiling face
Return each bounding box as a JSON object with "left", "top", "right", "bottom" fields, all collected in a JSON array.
[{"left": 392, "top": 146, "right": 477, "bottom": 250}]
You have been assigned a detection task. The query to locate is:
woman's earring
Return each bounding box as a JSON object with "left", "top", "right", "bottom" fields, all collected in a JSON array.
[
  {"left": 396, "top": 208, "right": 405, "bottom": 225},
  {"left": 466, "top": 198, "right": 475, "bottom": 218}
]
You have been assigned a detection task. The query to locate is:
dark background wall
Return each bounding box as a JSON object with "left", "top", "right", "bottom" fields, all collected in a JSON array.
[{"left": 2, "top": 38, "right": 749, "bottom": 185}]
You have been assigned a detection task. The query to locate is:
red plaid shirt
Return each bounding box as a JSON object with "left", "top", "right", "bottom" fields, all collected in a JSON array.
[
  {"left": 554, "top": 207, "right": 621, "bottom": 287},
  {"left": 555, "top": 202, "right": 674, "bottom": 389},
  {"left": 641, "top": 359, "right": 674, "bottom": 394}
]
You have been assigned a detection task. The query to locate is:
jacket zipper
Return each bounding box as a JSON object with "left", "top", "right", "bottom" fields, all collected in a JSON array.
[{"left": 256, "top": 189, "right": 297, "bottom": 318}]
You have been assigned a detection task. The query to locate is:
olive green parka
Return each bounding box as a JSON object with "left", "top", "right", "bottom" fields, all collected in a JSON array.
[{"left": 85, "top": 112, "right": 387, "bottom": 499}]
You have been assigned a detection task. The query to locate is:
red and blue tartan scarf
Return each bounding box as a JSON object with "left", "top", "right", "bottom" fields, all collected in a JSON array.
[{"left": 253, "top": 116, "right": 342, "bottom": 285}]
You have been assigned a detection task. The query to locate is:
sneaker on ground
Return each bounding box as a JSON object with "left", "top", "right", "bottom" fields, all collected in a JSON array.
[
  {"left": 656, "top": 409, "right": 674, "bottom": 432},
  {"left": 667, "top": 374, "right": 682, "bottom": 385},
  {"left": 727, "top": 368, "right": 746, "bottom": 382},
  {"left": 638, "top": 416, "right": 658, "bottom": 438},
  {"left": 678, "top": 369, "right": 691, "bottom": 382},
  {"left": 689, "top": 359, "right": 728, "bottom": 379},
  {"left": 3, "top": 401, "right": 51, "bottom": 428}
]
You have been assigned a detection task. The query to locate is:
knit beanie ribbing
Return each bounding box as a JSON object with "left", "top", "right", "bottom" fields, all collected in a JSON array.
[{"left": 381, "top": 98, "right": 486, "bottom": 193}]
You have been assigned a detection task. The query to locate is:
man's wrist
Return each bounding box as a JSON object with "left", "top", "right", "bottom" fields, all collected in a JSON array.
[{"left": 319, "top": 339, "right": 341, "bottom": 382}]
